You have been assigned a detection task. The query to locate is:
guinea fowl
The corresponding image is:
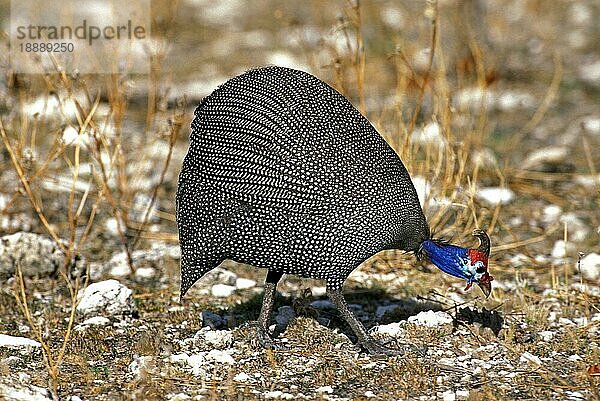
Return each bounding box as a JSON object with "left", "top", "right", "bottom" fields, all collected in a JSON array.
[{"left": 176, "top": 66, "right": 493, "bottom": 355}]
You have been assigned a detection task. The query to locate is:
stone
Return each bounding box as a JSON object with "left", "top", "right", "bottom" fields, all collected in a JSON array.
[
  {"left": 476, "top": 187, "right": 515, "bottom": 206},
  {"left": 194, "top": 327, "right": 233, "bottom": 349},
  {"left": 580, "top": 253, "right": 600, "bottom": 281},
  {"left": 408, "top": 310, "right": 453, "bottom": 327},
  {"left": 77, "top": 279, "right": 137, "bottom": 316},
  {"left": 211, "top": 284, "right": 236, "bottom": 298},
  {"left": 205, "top": 349, "right": 235, "bottom": 365},
  {"left": 0, "top": 382, "right": 52, "bottom": 401},
  {"left": 235, "top": 277, "right": 257, "bottom": 290},
  {"left": 371, "top": 322, "right": 406, "bottom": 338},
  {"left": 0, "top": 232, "right": 63, "bottom": 278},
  {"left": 0, "top": 334, "right": 41, "bottom": 351}
]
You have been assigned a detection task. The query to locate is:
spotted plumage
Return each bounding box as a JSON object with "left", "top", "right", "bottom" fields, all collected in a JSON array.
[{"left": 177, "top": 66, "right": 492, "bottom": 355}]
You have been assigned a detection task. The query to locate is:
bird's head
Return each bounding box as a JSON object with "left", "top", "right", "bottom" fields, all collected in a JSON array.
[{"left": 418, "top": 229, "right": 493, "bottom": 297}]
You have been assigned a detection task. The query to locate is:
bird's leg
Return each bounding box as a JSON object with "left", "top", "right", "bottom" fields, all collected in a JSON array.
[
  {"left": 326, "top": 287, "right": 404, "bottom": 356},
  {"left": 257, "top": 270, "right": 284, "bottom": 350}
]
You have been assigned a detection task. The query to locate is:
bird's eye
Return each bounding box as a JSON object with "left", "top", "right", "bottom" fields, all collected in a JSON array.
[{"left": 474, "top": 261, "right": 485, "bottom": 273}]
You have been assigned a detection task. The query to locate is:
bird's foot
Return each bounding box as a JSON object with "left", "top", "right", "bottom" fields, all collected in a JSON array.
[
  {"left": 361, "top": 339, "right": 427, "bottom": 357},
  {"left": 256, "top": 325, "right": 289, "bottom": 351}
]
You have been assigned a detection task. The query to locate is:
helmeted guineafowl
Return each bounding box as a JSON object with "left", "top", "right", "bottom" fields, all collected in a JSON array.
[{"left": 176, "top": 66, "right": 493, "bottom": 355}]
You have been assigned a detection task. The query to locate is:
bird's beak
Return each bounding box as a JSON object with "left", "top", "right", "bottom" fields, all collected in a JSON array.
[{"left": 477, "top": 280, "right": 492, "bottom": 298}]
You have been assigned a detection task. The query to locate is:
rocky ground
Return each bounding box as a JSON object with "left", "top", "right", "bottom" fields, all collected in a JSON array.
[{"left": 1, "top": 0, "right": 600, "bottom": 400}]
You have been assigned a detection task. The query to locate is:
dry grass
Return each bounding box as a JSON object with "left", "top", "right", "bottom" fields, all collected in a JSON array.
[{"left": 1, "top": 0, "right": 599, "bottom": 400}]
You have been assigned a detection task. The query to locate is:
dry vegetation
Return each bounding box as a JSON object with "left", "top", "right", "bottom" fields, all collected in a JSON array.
[{"left": 0, "top": 0, "right": 599, "bottom": 400}]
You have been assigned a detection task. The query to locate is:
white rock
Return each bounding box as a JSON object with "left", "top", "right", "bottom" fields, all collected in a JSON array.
[
  {"left": 364, "top": 390, "right": 376, "bottom": 398},
  {"left": 495, "top": 91, "right": 535, "bottom": 111},
  {"left": 551, "top": 240, "right": 577, "bottom": 259},
  {"left": 211, "top": 284, "right": 236, "bottom": 298},
  {"left": 542, "top": 205, "right": 562, "bottom": 223},
  {"left": 77, "top": 279, "right": 136, "bottom": 316},
  {"left": 453, "top": 87, "right": 495, "bottom": 111},
  {"left": 75, "top": 316, "right": 111, "bottom": 331},
  {"left": 520, "top": 351, "right": 542, "bottom": 366},
  {"left": 168, "top": 393, "right": 190, "bottom": 401},
  {"left": 579, "top": 60, "right": 600, "bottom": 85},
  {"left": 316, "top": 386, "right": 334, "bottom": 394},
  {"left": 410, "top": 122, "right": 446, "bottom": 148},
  {"left": 568, "top": 354, "right": 582, "bottom": 361},
  {"left": 309, "top": 286, "right": 325, "bottom": 297},
  {"left": 134, "top": 267, "right": 156, "bottom": 280},
  {"left": 408, "top": 310, "right": 453, "bottom": 327},
  {"left": 582, "top": 117, "right": 600, "bottom": 134},
  {"left": 264, "top": 391, "right": 294, "bottom": 400},
  {"left": 235, "top": 277, "right": 257, "bottom": 290},
  {"left": 205, "top": 349, "right": 235, "bottom": 365},
  {"left": 187, "top": 353, "right": 207, "bottom": 376},
  {"left": 580, "top": 253, "right": 600, "bottom": 281},
  {"left": 371, "top": 322, "right": 406, "bottom": 338},
  {"left": 0, "top": 334, "right": 41, "bottom": 350},
  {"left": 456, "top": 389, "right": 469, "bottom": 400},
  {"left": 442, "top": 390, "right": 456, "bottom": 401},
  {"left": 476, "top": 187, "right": 515, "bottom": 206},
  {"left": 194, "top": 327, "right": 233, "bottom": 349},
  {"left": 169, "top": 353, "right": 190, "bottom": 364},
  {"left": 539, "top": 331, "right": 555, "bottom": 341},
  {"left": 62, "top": 126, "right": 90, "bottom": 146},
  {"left": 0, "top": 382, "right": 52, "bottom": 401},
  {"left": 233, "top": 372, "right": 250, "bottom": 382}
]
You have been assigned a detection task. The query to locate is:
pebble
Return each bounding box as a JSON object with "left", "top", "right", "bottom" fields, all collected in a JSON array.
[
  {"left": 194, "top": 327, "right": 233, "bottom": 349},
  {"left": 168, "top": 393, "right": 191, "bottom": 401},
  {"left": 76, "top": 279, "right": 137, "bottom": 316},
  {"left": 0, "top": 334, "right": 41, "bottom": 351},
  {"left": 187, "top": 354, "right": 207, "bottom": 376},
  {"left": 520, "top": 351, "right": 542, "bottom": 366},
  {"left": 442, "top": 390, "right": 456, "bottom": 401},
  {"left": 0, "top": 382, "right": 53, "bottom": 401},
  {"left": 233, "top": 372, "right": 251, "bottom": 382},
  {"left": 211, "top": 284, "right": 236, "bottom": 298},
  {"left": 235, "top": 277, "right": 257, "bottom": 290},
  {"left": 410, "top": 121, "right": 446, "bottom": 148},
  {"left": 408, "top": 310, "right": 453, "bottom": 327},
  {"left": 371, "top": 322, "right": 406, "bottom": 338},
  {"left": 476, "top": 187, "right": 515, "bottom": 206},
  {"left": 74, "top": 316, "right": 111, "bottom": 331},
  {"left": 316, "top": 386, "right": 333, "bottom": 394},
  {"left": 551, "top": 240, "right": 577, "bottom": 259},
  {"left": 579, "top": 253, "right": 600, "bottom": 281},
  {"left": 205, "top": 349, "right": 235, "bottom": 365}
]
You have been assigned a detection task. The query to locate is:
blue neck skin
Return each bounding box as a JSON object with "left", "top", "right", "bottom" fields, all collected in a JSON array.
[{"left": 420, "top": 239, "right": 481, "bottom": 284}]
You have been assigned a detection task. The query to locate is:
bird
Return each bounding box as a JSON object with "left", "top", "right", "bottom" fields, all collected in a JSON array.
[{"left": 176, "top": 66, "right": 493, "bottom": 355}]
